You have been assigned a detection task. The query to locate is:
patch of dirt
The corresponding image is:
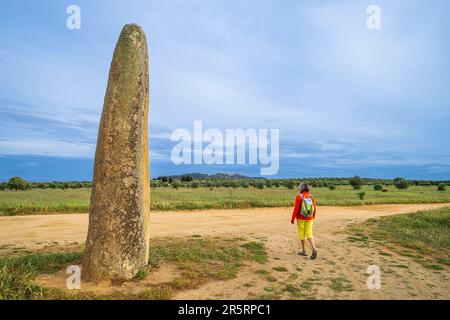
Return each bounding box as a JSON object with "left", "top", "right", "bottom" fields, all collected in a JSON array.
[{"left": 1, "top": 203, "right": 449, "bottom": 299}]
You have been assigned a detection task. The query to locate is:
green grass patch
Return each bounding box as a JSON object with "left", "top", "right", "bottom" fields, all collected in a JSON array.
[
  {"left": 352, "top": 206, "right": 450, "bottom": 269},
  {"left": 0, "top": 252, "right": 83, "bottom": 299},
  {"left": 265, "top": 275, "right": 278, "bottom": 283},
  {"left": 273, "top": 266, "right": 288, "bottom": 272},
  {"left": 283, "top": 283, "right": 307, "bottom": 299},
  {"left": 240, "top": 241, "right": 268, "bottom": 264},
  {"left": 330, "top": 277, "right": 354, "bottom": 292},
  {"left": 255, "top": 269, "right": 270, "bottom": 275},
  {"left": 300, "top": 280, "right": 315, "bottom": 290},
  {"left": 0, "top": 237, "right": 266, "bottom": 300},
  {"left": 2, "top": 186, "right": 450, "bottom": 215}
]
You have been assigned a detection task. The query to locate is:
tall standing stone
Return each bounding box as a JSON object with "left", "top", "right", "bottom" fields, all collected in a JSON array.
[{"left": 82, "top": 24, "right": 150, "bottom": 281}]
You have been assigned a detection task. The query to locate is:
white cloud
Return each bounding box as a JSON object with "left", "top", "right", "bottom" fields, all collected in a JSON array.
[{"left": 0, "top": 139, "right": 95, "bottom": 158}]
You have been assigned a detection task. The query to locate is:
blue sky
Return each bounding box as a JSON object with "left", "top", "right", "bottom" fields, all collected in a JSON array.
[{"left": 0, "top": 0, "right": 449, "bottom": 181}]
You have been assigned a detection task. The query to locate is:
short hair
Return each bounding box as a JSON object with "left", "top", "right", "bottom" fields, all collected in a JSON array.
[{"left": 299, "top": 182, "right": 310, "bottom": 193}]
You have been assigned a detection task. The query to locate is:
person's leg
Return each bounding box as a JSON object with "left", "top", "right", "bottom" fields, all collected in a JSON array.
[
  {"left": 305, "top": 220, "right": 317, "bottom": 259},
  {"left": 300, "top": 240, "right": 306, "bottom": 253},
  {"left": 307, "top": 238, "right": 317, "bottom": 251},
  {"left": 297, "top": 220, "right": 307, "bottom": 255}
]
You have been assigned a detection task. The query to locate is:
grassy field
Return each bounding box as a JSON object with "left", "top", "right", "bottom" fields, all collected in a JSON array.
[
  {"left": 0, "top": 236, "right": 266, "bottom": 300},
  {"left": 1, "top": 185, "right": 450, "bottom": 216},
  {"left": 349, "top": 206, "right": 450, "bottom": 270}
]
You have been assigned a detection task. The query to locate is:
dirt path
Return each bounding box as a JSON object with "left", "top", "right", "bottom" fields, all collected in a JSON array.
[{"left": 1, "top": 203, "right": 449, "bottom": 299}]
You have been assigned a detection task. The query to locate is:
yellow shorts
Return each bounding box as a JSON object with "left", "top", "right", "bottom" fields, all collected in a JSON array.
[{"left": 297, "top": 219, "right": 314, "bottom": 240}]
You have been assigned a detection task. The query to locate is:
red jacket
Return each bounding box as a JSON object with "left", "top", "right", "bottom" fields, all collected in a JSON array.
[{"left": 291, "top": 191, "right": 317, "bottom": 223}]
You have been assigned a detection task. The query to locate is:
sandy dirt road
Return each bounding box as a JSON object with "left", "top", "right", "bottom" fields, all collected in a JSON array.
[{"left": 0, "top": 203, "right": 449, "bottom": 299}]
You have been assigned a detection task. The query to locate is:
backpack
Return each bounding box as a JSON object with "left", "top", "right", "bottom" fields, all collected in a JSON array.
[{"left": 300, "top": 194, "right": 314, "bottom": 218}]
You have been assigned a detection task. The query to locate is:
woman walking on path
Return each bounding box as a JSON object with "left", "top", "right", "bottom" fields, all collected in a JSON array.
[{"left": 291, "top": 182, "right": 318, "bottom": 259}]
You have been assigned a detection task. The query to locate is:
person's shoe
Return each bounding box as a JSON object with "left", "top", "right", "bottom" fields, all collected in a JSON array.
[
  {"left": 311, "top": 249, "right": 318, "bottom": 260},
  {"left": 298, "top": 251, "right": 307, "bottom": 256}
]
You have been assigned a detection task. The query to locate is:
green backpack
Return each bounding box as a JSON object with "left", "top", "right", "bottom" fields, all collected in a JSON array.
[{"left": 300, "top": 194, "right": 314, "bottom": 218}]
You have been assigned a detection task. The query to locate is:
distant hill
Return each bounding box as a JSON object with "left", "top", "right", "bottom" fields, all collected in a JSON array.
[{"left": 156, "top": 172, "right": 264, "bottom": 180}]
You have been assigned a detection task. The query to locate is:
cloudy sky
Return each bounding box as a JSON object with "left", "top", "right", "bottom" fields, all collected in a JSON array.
[{"left": 0, "top": 0, "right": 449, "bottom": 180}]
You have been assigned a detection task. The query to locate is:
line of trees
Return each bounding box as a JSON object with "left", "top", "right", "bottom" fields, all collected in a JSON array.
[
  {"left": 151, "top": 175, "right": 450, "bottom": 190},
  {"left": 0, "top": 177, "right": 92, "bottom": 191},
  {"left": 1, "top": 175, "right": 449, "bottom": 191}
]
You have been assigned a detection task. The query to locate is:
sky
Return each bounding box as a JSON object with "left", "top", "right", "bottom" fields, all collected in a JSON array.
[{"left": 0, "top": 0, "right": 449, "bottom": 181}]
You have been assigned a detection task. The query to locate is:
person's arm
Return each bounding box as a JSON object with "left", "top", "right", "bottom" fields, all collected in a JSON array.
[
  {"left": 291, "top": 195, "right": 301, "bottom": 224},
  {"left": 312, "top": 196, "right": 317, "bottom": 219}
]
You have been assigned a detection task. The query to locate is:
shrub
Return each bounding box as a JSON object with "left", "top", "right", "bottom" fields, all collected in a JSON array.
[
  {"left": 349, "top": 176, "right": 363, "bottom": 190},
  {"left": 181, "top": 175, "right": 193, "bottom": 182},
  {"left": 328, "top": 185, "right": 336, "bottom": 191},
  {"left": 172, "top": 180, "right": 180, "bottom": 189},
  {"left": 437, "top": 184, "right": 446, "bottom": 192},
  {"left": 150, "top": 181, "right": 160, "bottom": 188},
  {"left": 6, "top": 177, "right": 30, "bottom": 191},
  {"left": 357, "top": 191, "right": 366, "bottom": 200},
  {"left": 74, "top": 182, "right": 84, "bottom": 189},
  {"left": 190, "top": 181, "right": 200, "bottom": 189},
  {"left": 373, "top": 184, "right": 383, "bottom": 191},
  {"left": 285, "top": 180, "right": 296, "bottom": 190},
  {"left": 393, "top": 177, "right": 409, "bottom": 189},
  {"left": 255, "top": 181, "right": 265, "bottom": 189}
]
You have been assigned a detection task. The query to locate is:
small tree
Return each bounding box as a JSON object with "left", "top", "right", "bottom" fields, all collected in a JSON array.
[
  {"left": 373, "top": 184, "right": 383, "bottom": 191},
  {"left": 285, "top": 180, "right": 296, "bottom": 190},
  {"left": 393, "top": 177, "right": 409, "bottom": 189},
  {"left": 75, "top": 182, "right": 84, "bottom": 188},
  {"left": 349, "top": 176, "right": 363, "bottom": 190},
  {"left": 190, "top": 181, "right": 200, "bottom": 188},
  {"left": 7, "top": 177, "right": 29, "bottom": 191},
  {"left": 172, "top": 180, "right": 180, "bottom": 189},
  {"left": 255, "top": 181, "right": 265, "bottom": 189},
  {"left": 357, "top": 191, "right": 366, "bottom": 200},
  {"left": 437, "top": 184, "right": 446, "bottom": 192},
  {"left": 181, "top": 175, "right": 193, "bottom": 182}
]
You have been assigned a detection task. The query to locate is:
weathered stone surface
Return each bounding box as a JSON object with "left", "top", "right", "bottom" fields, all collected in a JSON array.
[{"left": 82, "top": 24, "right": 150, "bottom": 281}]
